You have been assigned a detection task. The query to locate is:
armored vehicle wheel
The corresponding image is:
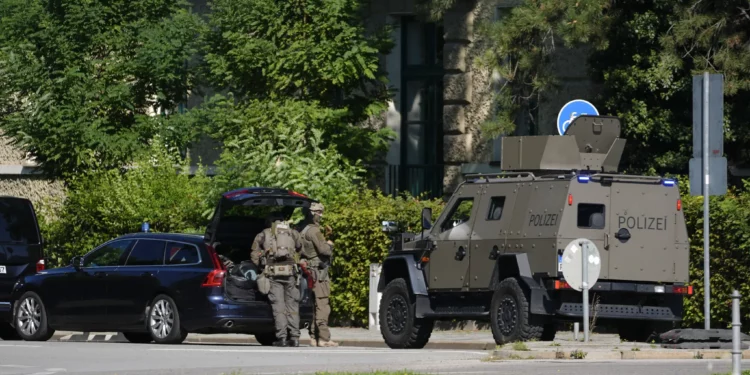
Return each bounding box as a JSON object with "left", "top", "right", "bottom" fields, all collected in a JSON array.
[
  {"left": 490, "top": 277, "right": 543, "bottom": 345},
  {"left": 379, "top": 278, "right": 434, "bottom": 349}
]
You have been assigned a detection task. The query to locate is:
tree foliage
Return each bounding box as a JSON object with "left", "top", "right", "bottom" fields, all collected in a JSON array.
[
  {"left": 201, "top": 0, "right": 396, "bottom": 162},
  {"left": 38, "top": 142, "right": 213, "bottom": 267},
  {"left": 190, "top": 94, "right": 365, "bottom": 205},
  {"left": 0, "top": 0, "right": 205, "bottom": 178}
]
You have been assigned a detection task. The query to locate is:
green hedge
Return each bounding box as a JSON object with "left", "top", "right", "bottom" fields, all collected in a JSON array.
[
  {"left": 323, "top": 188, "right": 445, "bottom": 326},
  {"left": 680, "top": 177, "right": 750, "bottom": 330}
]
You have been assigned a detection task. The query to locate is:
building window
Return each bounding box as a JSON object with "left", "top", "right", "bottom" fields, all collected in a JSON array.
[{"left": 396, "top": 17, "right": 444, "bottom": 198}]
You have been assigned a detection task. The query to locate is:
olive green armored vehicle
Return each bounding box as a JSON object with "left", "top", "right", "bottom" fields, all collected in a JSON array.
[{"left": 377, "top": 115, "right": 692, "bottom": 348}]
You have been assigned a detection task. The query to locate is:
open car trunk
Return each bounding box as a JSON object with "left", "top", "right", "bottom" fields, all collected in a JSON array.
[{"left": 204, "top": 187, "right": 315, "bottom": 303}]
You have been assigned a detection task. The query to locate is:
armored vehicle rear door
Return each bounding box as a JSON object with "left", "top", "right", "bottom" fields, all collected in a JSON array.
[
  {"left": 565, "top": 178, "right": 611, "bottom": 280},
  {"left": 428, "top": 184, "right": 484, "bottom": 290},
  {"left": 469, "top": 185, "right": 516, "bottom": 289},
  {"left": 609, "top": 179, "right": 679, "bottom": 282}
]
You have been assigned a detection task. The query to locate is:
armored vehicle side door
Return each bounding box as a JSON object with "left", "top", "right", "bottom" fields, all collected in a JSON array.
[
  {"left": 566, "top": 179, "right": 610, "bottom": 280},
  {"left": 609, "top": 180, "right": 680, "bottom": 282},
  {"left": 469, "top": 185, "right": 516, "bottom": 289},
  {"left": 428, "top": 184, "right": 484, "bottom": 290}
]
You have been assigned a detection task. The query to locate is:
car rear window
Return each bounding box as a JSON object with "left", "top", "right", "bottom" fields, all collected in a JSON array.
[
  {"left": 165, "top": 242, "right": 200, "bottom": 265},
  {"left": 0, "top": 199, "right": 39, "bottom": 244},
  {"left": 125, "top": 239, "right": 166, "bottom": 266}
]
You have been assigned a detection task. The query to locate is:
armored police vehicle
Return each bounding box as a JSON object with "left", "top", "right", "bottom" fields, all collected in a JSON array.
[{"left": 377, "top": 115, "right": 692, "bottom": 348}]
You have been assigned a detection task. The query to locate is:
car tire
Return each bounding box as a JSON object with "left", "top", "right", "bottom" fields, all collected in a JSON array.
[
  {"left": 0, "top": 322, "right": 21, "bottom": 341},
  {"left": 147, "top": 294, "right": 186, "bottom": 344},
  {"left": 123, "top": 332, "right": 153, "bottom": 344},
  {"left": 13, "top": 292, "right": 55, "bottom": 342},
  {"left": 378, "top": 278, "right": 433, "bottom": 349},
  {"left": 255, "top": 332, "right": 276, "bottom": 346},
  {"left": 490, "top": 277, "right": 543, "bottom": 345}
]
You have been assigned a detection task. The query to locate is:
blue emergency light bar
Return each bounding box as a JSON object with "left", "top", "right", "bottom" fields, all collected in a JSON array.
[
  {"left": 577, "top": 175, "right": 590, "bottom": 183},
  {"left": 662, "top": 179, "right": 676, "bottom": 187}
]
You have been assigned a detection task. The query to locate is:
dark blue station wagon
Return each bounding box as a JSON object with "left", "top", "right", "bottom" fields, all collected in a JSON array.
[{"left": 8, "top": 188, "right": 315, "bottom": 344}]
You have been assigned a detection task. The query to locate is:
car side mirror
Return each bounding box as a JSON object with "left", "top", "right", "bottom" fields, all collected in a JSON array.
[
  {"left": 421, "top": 208, "right": 432, "bottom": 231},
  {"left": 70, "top": 256, "right": 83, "bottom": 270},
  {"left": 381, "top": 221, "right": 397, "bottom": 233}
]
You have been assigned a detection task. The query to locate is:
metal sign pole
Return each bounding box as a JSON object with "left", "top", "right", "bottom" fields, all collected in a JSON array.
[
  {"left": 582, "top": 240, "right": 589, "bottom": 342},
  {"left": 732, "top": 290, "right": 741, "bottom": 375},
  {"left": 703, "top": 71, "right": 711, "bottom": 330}
]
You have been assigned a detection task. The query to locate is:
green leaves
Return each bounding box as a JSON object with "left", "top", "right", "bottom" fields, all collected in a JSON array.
[{"left": 0, "top": 0, "right": 205, "bottom": 179}]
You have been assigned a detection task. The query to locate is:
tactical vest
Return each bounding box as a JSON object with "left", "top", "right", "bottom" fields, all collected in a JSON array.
[
  {"left": 300, "top": 225, "right": 319, "bottom": 259},
  {"left": 262, "top": 225, "right": 296, "bottom": 266}
]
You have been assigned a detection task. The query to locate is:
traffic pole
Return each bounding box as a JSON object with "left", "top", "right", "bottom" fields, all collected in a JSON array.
[
  {"left": 732, "top": 290, "right": 741, "bottom": 375},
  {"left": 582, "top": 240, "right": 589, "bottom": 343},
  {"left": 703, "top": 71, "right": 711, "bottom": 330}
]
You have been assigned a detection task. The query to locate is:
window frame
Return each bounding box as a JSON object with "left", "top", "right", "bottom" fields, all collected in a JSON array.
[
  {"left": 122, "top": 239, "right": 167, "bottom": 267},
  {"left": 440, "top": 197, "right": 475, "bottom": 232},
  {"left": 163, "top": 241, "right": 203, "bottom": 267},
  {"left": 82, "top": 239, "right": 135, "bottom": 268},
  {"left": 486, "top": 196, "right": 507, "bottom": 221},
  {"left": 576, "top": 203, "right": 606, "bottom": 229}
]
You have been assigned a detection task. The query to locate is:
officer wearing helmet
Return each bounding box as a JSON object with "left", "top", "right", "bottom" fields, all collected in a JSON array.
[
  {"left": 298, "top": 202, "right": 337, "bottom": 347},
  {"left": 251, "top": 213, "right": 303, "bottom": 347}
]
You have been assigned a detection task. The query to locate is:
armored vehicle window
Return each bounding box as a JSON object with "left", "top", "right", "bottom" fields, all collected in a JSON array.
[
  {"left": 486, "top": 197, "right": 506, "bottom": 221},
  {"left": 441, "top": 198, "right": 474, "bottom": 231},
  {"left": 577, "top": 203, "right": 605, "bottom": 229}
]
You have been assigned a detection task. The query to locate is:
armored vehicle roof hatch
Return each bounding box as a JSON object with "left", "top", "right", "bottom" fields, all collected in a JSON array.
[{"left": 498, "top": 115, "right": 624, "bottom": 173}]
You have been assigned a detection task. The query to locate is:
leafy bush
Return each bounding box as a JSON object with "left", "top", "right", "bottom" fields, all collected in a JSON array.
[
  {"left": 323, "top": 187, "right": 445, "bottom": 326},
  {"left": 680, "top": 178, "right": 750, "bottom": 331},
  {"left": 194, "top": 95, "right": 365, "bottom": 204},
  {"left": 39, "top": 143, "right": 213, "bottom": 267}
]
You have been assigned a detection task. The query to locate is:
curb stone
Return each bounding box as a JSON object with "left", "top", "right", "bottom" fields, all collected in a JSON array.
[
  {"left": 52, "top": 332, "right": 492, "bottom": 350},
  {"left": 491, "top": 349, "right": 750, "bottom": 361}
]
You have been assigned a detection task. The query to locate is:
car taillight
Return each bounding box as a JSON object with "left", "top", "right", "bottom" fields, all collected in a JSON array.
[
  {"left": 36, "top": 259, "right": 45, "bottom": 273},
  {"left": 206, "top": 244, "right": 225, "bottom": 270},
  {"left": 202, "top": 269, "right": 226, "bottom": 287}
]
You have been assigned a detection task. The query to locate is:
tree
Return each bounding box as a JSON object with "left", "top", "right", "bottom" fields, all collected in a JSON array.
[
  {"left": 201, "top": 0, "right": 396, "bottom": 163},
  {"left": 0, "top": 0, "right": 205, "bottom": 178}
]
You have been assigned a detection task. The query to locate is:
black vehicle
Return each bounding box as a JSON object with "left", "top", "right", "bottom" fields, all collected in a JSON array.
[
  {"left": 9, "top": 187, "right": 315, "bottom": 344},
  {"left": 0, "top": 196, "right": 45, "bottom": 341}
]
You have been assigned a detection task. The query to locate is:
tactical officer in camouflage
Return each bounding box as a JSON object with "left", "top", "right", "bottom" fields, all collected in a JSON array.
[
  {"left": 298, "top": 202, "right": 338, "bottom": 347},
  {"left": 251, "top": 214, "right": 303, "bottom": 347}
]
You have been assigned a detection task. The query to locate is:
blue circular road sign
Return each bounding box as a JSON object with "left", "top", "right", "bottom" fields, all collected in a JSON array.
[{"left": 557, "top": 99, "right": 599, "bottom": 135}]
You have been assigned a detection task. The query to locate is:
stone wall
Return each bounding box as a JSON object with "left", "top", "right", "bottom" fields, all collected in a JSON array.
[{"left": 0, "top": 134, "right": 65, "bottom": 212}]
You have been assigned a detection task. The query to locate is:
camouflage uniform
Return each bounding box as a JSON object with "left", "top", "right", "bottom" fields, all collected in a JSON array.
[
  {"left": 251, "top": 219, "right": 303, "bottom": 347},
  {"left": 299, "top": 202, "right": 338, "bottom": 347}
]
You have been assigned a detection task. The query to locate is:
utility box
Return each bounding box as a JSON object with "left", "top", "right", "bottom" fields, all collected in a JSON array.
[{"left": 368, "top": 263, "right": 383, "bottom": 330}]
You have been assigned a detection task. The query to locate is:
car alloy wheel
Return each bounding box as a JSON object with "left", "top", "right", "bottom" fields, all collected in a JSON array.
[
  {"left": 16, "top": 296, "right": 42, "bottom": 337},
  {"left": 149, "top": 299, "right": 174, "bottom": 339}
]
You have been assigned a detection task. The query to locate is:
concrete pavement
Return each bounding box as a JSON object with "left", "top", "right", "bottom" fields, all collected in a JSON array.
[{"left": 2, "top": 340, "right": 750, "bottom": 375}]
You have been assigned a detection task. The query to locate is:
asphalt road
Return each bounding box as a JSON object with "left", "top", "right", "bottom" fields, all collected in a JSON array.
[{"left": 1, "top": 340, "right": 749, "bottom": 375}]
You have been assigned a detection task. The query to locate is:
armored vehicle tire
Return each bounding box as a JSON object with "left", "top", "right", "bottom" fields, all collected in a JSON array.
[
  {"left": 255, "top": 332, "right": 277, "bottom": 346},
  {"left": 123, "top": 332, "right": 153, "bottom": 343},
  {"left": 490, "top": 277, "right": 543, "bottom": 345},
  {"left": 379, "top": 278, "right": 434, "bottom": 349}
]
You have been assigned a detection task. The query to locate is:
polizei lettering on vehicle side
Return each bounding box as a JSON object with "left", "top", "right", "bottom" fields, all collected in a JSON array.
[
  {"left": 617, "top": 216, "right": 668, "bottom": 231},
  {"left": 528, "top": 213, "right": 558, "bottom": 227}
]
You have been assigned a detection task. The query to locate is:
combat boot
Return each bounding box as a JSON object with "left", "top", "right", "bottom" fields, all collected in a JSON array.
[
  {"left": 309, "top": 338, "right": 318, "bottom": 347},
  {"left": 272, "top": 339, "right": 288, "bottom": 347},
  {"left": 287, "top": 338, "right": 299, "bottom": 347},
  {"left": 319, "top": 340, "right": 339, "bottom": 347}
]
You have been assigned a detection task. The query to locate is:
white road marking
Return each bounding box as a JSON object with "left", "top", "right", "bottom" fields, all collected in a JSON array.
[
  {"left": 104, "top": 334, "right": 113, "bottom": 341},
  {"left": 149, "top": 347, "right": 487, "bottom": 355},
  {"left": 86, "top": 333, "right": 94, "bottom": 341}
]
